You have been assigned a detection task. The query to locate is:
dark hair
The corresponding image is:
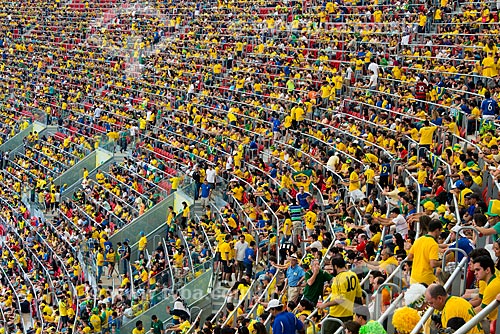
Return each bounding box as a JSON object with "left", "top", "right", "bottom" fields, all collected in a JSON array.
[
  {"left": 473, "top": 255, "right": 495, "bottom": 273},
  {"left": 419, "top": 215, "right": 431, "bottom": 235},
  {"left": 447, "top": 317, "right": 466, "bottom": 330},
  {"left": 331, "top": 256, "right": 346, "bottom": 268},
  {"left": 344, "top": 320, "right": 361, "bottom": 334},
  {"left": 253, "top": 322, "right": 268, "bottom": 334},
  {"left": 428, "top": 220, "right": 442, "bottom": 233},
  {"left": 469, "top": 248, "right": 491, "bottom": 261},
  {"left": 473, "top": 213, "right": 488, "bottom": 227}
]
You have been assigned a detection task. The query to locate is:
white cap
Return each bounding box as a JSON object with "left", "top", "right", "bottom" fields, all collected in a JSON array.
[
  {"left": 265, "top": 299, "right": 283, "bottom": 311},
  {"left": 451, "top": 225, "right": 465, "bottom": 237}
]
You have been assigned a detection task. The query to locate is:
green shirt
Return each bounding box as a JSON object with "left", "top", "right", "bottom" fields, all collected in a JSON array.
[
  {"left": 302, "top": 269, "right": 333, "bottom": 305},
  {"left": 151, "top": 320, "right": 164, "bottom": 334}
]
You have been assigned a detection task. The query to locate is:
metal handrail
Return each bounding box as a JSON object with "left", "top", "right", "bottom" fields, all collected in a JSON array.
[
  {"left": 410, "top": 254, "right": 469, "bottom": 334},
  {"left": 373, "top": 283, "right": 401, "bottom": 320},
  {"left": 454, "top": 300, "right": 500, "bottom": 334}
]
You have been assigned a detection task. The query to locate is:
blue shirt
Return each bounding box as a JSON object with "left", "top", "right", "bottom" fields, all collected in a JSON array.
[
  {"left": 200, "top": 183, "right": 211, "bottom": 198},
  {"left": 481, "top": 98, "right": 498, "bottom": 116},
  {"left": 450, "top": 237, "right": 474, "bottom": 262},
  {"left": 286, "top": 264, "right": 305, "bottom": 287},
  {"left": 296, "top": 192, "right": 310, "bottom": 209},
  {"left": 272, "top": 311, "right": 304, "bottom": 334},
  {"left": 380, "top": 163, "right": 391, "bottom": 177},
  {"left": 273, "top": 119, "right": 281, "bottom": 132},
  {"left": 243, "top": 247, "right": 255, "bottom": 265}
]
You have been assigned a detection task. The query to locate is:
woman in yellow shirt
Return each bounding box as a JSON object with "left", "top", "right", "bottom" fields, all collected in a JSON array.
[{"left": 180, "top": 201, "right": 190, "bottom": 229}]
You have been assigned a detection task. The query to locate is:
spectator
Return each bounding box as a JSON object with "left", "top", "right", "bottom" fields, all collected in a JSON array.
[
  {"left": 150, "top": 314, "right": 164, "bottom": 334},
  {"left": 472, "top": 255, "right": 500, "bottom": 322},
  {"left": 408, "top": 220, "right": 442, "bottom": 286},
  {"left": 235, "top": 235, "right": 249, "bottom": 281},
  {"left": 265, "top": 299, "right": 305, "bottom": 334},
  {"left": 481, "top": 91, "right": 498, "bottom": 120},
  {"left": 353, "top": 305, "right": 386, "bottom": 334},
  {"left": 319, "top": 256, "right": 362, "bottom": 333},
  {"left": 199, "top": 179, "right": 212, "bottom": 209},
  {"left": 302, "top": 259, "right": 333, "bottom": 305},
  {"left": 425, "top": 284, "right": 482, "bottom": 333}
]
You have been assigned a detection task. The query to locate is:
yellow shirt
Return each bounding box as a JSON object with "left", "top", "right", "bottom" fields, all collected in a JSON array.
[
  {"left": 409, "top": 235, "right": 439, "bottom": 285},
  {"left": 138, "top": 236, "right": 147, "bottom": 251},
  {"left": 90, "top": 314, "right": 101, "bottom": 332},
  {"left": 59, "top": 300, "right": 67, "bottom": 317},
  {"left": 442, "top": 296, "right": 482, "bottom": 333},
  {"left": 170, "top": 176, "right": 181, "bottom": 190},
  {"left": 349, "top": 171, "right": 360, "bottom": 192},
  {"left": 220, "top": 241, "right": 231, "bottom": 261},
  {"left": 303, "top": 211, "right": 317, "bottom": 230},
  {"left": 481, "top": 275, "right": 500, "bottom": 320},
  {"left": 419, "top": 126, "right": 437, "bottom": 145},
  {"left": 328, "top": 270, "right": 362, "bottom": 317},
  {"left": 364, "top": 168, "right": 375, "bottom": 184}
]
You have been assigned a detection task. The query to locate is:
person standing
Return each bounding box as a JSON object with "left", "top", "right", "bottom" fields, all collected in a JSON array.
[
  {"left": 235, "top": 235, "right": 249, "bottom": 281},
  {"left": 121, "top": 240, "right": 131, "bottom": 275},
  {"left": 243, "top": 241, "right": 256, "bottom": 277},
  {"left": 150, "top": 315, "right": 165, "bottom": 334},
  {"left": 407, "top": 220, "right": 442, "bottom": 286},
  {"left": 266, "top": 299, "right": 305, "bottom": 334},
  {"left": 319, "top": 256, "right": 362, "bottom": 333},
  {"left": 206, "top": 165, "right": 217, "bottom": 189},
  {"left": 272, "top": 254, "right": 305, "bottom": 303},
  {"left": 302, "top": 259, "right": 333, "bottom": 305},
  {"left": 220, "top": 234, "right": 234, "bottom": 287},
  {"left": 199, "top": 179, "right": 211, "bottom": 209},
  {"left": 481, "top": 91, "right": 498, "bottom": 120},
  {"left": 96, "top": 247, "right": 105, "bottom": 283},
  {"left": 192, "top": 165, "right": 201, "bottom": 200}
]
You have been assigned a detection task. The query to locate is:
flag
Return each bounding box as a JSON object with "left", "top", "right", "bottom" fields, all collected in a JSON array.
[
  {"left": 428, "top": 152, "right": 439, "bottom": 172},
  {"left": 292, "top": 169, "right": 313, "bottom": 191}
]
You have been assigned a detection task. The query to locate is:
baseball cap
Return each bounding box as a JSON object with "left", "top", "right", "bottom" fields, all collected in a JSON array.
[
  {"left": 290, "top": 254, "right": 298, "bottom": 260},
  {"left": 265, "top": 299, "right": 283, "bottom": 311},
  {"left": 451, "top": 225, "right": 465, "bottom": 237},
  {"left": 423, "top": 201, "right": 435, "bottom": 211},
  {"left": 354, "top": 305, "right": 371, "bottom": 320}
]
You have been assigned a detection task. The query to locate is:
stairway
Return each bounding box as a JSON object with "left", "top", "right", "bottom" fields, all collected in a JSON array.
[{"left": 211, "top": 279, "right": 231, "bottom": 318}]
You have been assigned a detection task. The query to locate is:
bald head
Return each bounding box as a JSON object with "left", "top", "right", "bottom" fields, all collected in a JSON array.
[{"left": 425, "top": 284, "right": 448, "bottom": 311}]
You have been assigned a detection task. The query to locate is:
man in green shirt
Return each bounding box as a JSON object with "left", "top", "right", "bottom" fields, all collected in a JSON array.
[
  {"left": 150, "top": 315, "right": 164, "bottom": 334},
  {"left": 302, "top": 259, "right": 333, "bottom": 305}
]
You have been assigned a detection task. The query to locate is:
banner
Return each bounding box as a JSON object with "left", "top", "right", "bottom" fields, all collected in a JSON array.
[{"left": 292, "top": 169, "right": 313, "bottom": 191}]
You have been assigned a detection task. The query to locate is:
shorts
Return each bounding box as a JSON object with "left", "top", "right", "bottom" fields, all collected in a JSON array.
[
  {"left": 237, "top": 261, "right": 245, "bottom": 272},
  {"left": 222, "top": 260, "right": 233, "bottom": 273},
  {"left": 215, "top": 252, "right": 221, "bottom": 262}
]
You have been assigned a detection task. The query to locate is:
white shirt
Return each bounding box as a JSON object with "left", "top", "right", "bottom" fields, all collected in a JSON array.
[
  {"left": 327, "top": 155, "right": 339, "bottom": 170},
  {"left": 368, "top": 62, "right": 379, "bottom": 75},
  {"left": 129, "top": 125, "right": 138, "bottom": 136},
  {"left": 368, "top": 73, "right": 378, "bottom": 88},
  {"left": 206, "top": 168, "right": 216, "bottom": 183},
  {"left": 235, "top": 241, "right": 249, "bottom": 261},
  {"left": 392, "top": 214, "right": 408, "bottom": 237}
]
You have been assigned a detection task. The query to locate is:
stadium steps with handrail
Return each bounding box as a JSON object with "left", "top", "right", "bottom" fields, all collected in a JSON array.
[{"left": 119, "top": 260, "right": 214, "bottom": 333}]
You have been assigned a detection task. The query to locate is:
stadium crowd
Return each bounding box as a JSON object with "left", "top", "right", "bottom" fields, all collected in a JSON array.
[{"left": 1, "top": 0, "right": 500, "bottom": 333}]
